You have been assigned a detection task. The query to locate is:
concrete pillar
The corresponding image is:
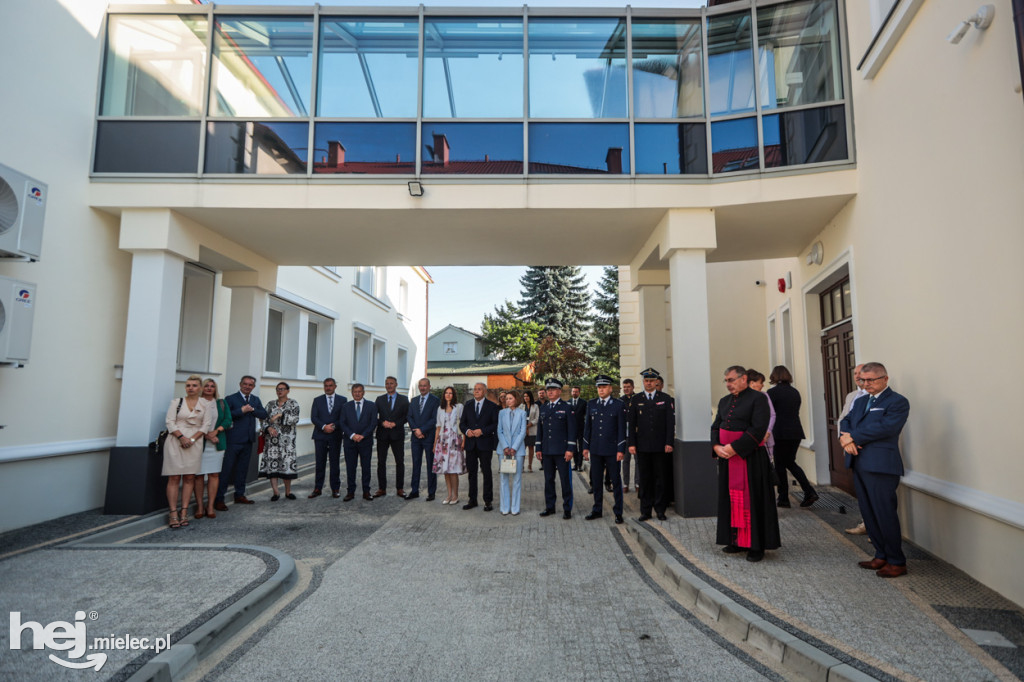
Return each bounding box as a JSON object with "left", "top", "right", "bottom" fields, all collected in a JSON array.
[
  {"left": 115, "top": 250, "right": 186, "bottom": 446},
  {"left": 637, "top": 285, "right": 668, "bottom": 375},
  {"left": 223, "top": 283, "right": 270, "bottom": 386}
]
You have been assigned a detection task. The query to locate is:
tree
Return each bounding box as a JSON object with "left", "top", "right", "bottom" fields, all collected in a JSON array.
[
  {"left": 480, "top": 301, "right": 543, "bottom": 363},
  {"left": 518, "top": 266, "right": 592, "bottom": 351},
  {"left": 591, "top": 266, "right": 620, "bottom": 379},
  {"left": 532, "top": 336, "right": 590, "bottom": 382}
]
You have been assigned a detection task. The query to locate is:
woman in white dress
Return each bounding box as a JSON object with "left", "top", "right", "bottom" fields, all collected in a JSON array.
[
  {"left": 433, "top": 386, "right": 465, "bottom": 505},
  {"left": 162, "top": 374, "right": 215, "bottom": 528}
]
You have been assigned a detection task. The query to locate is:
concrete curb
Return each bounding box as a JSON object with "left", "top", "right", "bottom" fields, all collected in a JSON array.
[{"left": 624, "top": 521, "right": 881, "bottom": 682}]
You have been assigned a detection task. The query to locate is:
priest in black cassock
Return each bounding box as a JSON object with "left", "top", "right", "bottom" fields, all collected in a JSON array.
[{"left": 711, "top": 365, "right": 781, "bottom": 562}]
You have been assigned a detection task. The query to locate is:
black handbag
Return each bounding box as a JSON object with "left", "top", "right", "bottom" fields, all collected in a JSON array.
[{"left": 151, "top": 398, "right": 183, "bottom": 455}]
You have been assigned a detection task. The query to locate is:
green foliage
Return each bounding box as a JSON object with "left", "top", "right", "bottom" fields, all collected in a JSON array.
[
  {"left": 480, "top": 301, "right": 543, "bottom": 362},
  {"left": 532, "top": 336, "right": 589, "bottom": 382},
  {"left": 518, "top": 266, "right": 592, "bottom": 351},
  {"left": 591, "top": 265, "right": 620, "bottom": 379}
]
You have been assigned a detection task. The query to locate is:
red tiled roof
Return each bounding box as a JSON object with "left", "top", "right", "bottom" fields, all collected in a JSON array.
[{"left": 712, "top": 145, "right": 782, "bottom": 173}]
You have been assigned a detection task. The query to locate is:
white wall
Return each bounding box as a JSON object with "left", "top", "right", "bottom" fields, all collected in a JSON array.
[{"left": 428, "top": 326, "right": 480, "bottom": 362}]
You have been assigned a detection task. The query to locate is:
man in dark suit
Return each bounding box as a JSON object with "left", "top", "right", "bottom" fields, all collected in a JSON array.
[
  {"left": 537, "top": 378, "right": 576, "bottom": 519},
  {"left": 341, "top": 383, "right": 378, "bottom": 501},
  {"left": 215, "top": 375, "right": 268, "bottom": 510},
  {"left": 459, "top": 382, "right": 499, "bottom": 511},
  {"left": 406, "top": 377, "right": 440, "bottom": 501},
  {"left": 569, "top": 386, "right": 588, "bottom": 472},
  {"left": 374, "top": 376, "right": 410, "bottom": 498},
  {"left": 309, "top": 377, "right": 347, "bottom": 499},
  {"left": 620, "top": 378, "right": 636, "bottom": 493},
  {"left": 583, "top": 375, "right": 626, "bottom": 524},
  {"left": 840, "top": 362, "right": 910, "bottom": 578},
  {"left": 628, "top": 368, "right": 676, "bottom": 521}
]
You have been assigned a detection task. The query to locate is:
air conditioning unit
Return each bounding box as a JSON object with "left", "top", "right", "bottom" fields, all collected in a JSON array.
[
  {"left": 0, "top": 275, "right": 36, "bottom": 366},
  {"left": 0, "top": 163, "right": 47, "bottom": 261}
]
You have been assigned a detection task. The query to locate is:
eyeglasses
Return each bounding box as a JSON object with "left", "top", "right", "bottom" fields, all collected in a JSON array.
[
  {"left": 860, "top": 376, "right": 887, "bottom": 383},
  {"left": 724, "top": 377, "right": 743, "bottom": 383}
]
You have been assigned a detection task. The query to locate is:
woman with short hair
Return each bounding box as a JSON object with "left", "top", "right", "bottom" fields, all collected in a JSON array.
[
  {"left": 162, "top": 374, "right": 215, "bottom": 528},
  {"left": 259, "top": 382, "right": 301, "bottom": 501}
]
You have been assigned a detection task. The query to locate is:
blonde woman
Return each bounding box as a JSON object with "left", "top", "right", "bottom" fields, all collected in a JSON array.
[
  {"left": 192, "top": 378, "right": 232, "bottom": 519},
  {"left": 162, "top": 374, "right": 215, "bottom": 528}
]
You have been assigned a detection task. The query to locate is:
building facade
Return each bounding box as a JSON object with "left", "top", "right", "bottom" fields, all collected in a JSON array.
[{"left": 0, "top": 0, "right": 1021, "bottom": 605}]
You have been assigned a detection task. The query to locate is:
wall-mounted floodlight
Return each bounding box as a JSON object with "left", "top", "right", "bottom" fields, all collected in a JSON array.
[
  {"left": 408, "top": 181, "right": 424, "bottom": 197},
  {"left": 947, "top": 4, "right": 995, "bottom": 44}
]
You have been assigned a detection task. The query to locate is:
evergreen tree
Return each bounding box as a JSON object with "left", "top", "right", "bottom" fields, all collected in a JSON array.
[
  {"left": 591, "top": 266, "right": 620, "bottom": 378},
  {"left": 480, "top": 301, "right": 543, "bottom": 363},
  {"left": 518, "top": 266, "right": 592, "bottom": 351}
]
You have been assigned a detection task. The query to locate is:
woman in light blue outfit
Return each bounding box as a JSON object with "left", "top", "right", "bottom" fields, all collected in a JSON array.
[{"left": 497, "top": 391, "right": 527, "bottom": 515}]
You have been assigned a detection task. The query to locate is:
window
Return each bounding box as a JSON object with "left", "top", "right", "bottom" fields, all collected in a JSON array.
[
  {"left": 266, "top": 307, "right": 284, "bottom": 373},
  {"left": 819, "top": 277, "right": 851, "bottom": 327},
  {"left": 177, "top": 264, "right": 215, "bottom": 370},
  {"left": 781, "top": 307, "right": 794, "bottom": 371},
  {"left": 356, "top": 266, "right": 376, "bottom": 296},
  {"left": 399, "top": 280, "right": 409, "bottom": 316},
  {"left": 306, "top": 321, "right": 318, "bottom": 376},
  {"left": 266, "top": 298, "right": 332, "bottom": 377},
  {"left": 371, "top": 337, "right": 386, "bottom": 385},
  {"left": 444, "top": 341, "right": 458, "bottom": 355},
  {"left": 397, "top": 347, "right": 409, "bottom": 387},
  {"left": 768, "top": 315, "right": 778, "bottom": 368},
  {"left": 352, "top": 329, "right": 371, "bottom": 383}
]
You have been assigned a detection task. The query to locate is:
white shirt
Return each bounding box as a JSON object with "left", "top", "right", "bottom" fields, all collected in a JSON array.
[{"left": 839, "top": 387, "right": 868, "bottom": 421}]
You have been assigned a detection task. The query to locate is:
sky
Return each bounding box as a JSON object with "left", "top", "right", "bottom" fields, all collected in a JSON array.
[{"left": 426, "top": 265, "right": 608, "bottom": 335}]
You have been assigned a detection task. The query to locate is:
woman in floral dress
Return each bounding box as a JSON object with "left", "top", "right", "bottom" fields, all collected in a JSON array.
[
  {"left": 433, "top": 386, "right": 466, "bottom": 505},
  {"left": 259, "top": 382, "right": 300, "bottom": 500}
]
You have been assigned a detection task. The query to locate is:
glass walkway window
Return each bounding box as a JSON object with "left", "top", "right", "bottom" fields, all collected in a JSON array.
[
  {"left": 423, "top": 18, "right": 524, "bottom": 118},
  {"left": 421, "top": 123, "right": 524, "bottom": 174},
  {"left": 757, "top": 0, "right": 843, "bottom": 110},
  {"left": 205, "top": 121, "right": 309, "bottom": 174},
  {"left": 707, "top": 11, "right": 756, "bottom": 117},
  {"left": 631, "top": 19, "right": 703, "bottom": 119}
]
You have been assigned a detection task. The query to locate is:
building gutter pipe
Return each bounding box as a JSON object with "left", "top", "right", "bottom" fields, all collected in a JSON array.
[{"left": 1015, "top": 0, "right": 1024, "bottom": 104}]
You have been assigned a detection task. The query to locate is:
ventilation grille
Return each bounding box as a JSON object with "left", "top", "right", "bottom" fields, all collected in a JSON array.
[
  {"left": 0, "top": 177, "right": 18, "bottom": 236},
  {"left": 0, "top": 298, "right": 6, "bottom": 336}
]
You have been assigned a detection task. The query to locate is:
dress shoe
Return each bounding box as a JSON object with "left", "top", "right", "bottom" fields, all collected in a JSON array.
[
  {"left": 405, "top": 492, "right": 420, "bottom": 500},
  {"left": 373, "top": 489, "right": 386, "bottom": 498},
  {"left": 426, "top": 495, "right": 435, "bottom": 502},
  {"left": 206, "top": 510, "right": 216, "bottom": 519},
  {"left": 858, "top": 558, "right": 887, "bottom": 570},
  {"left": 623, "top": 486, "right": 630, "bottom": 493},
  {"left": 214, "top": 500, "right": 228, "bottom": 512},
  {"left": 587, "top": 487, "right": 594, "bottom": 494},
  {"left": 563, "top": 511, "right": 572, "bottom": 520},
  {"left": 362, "top": 492, "right": 372, "bottom": 501},
  {"left": 483, "top": 504, "right": 493, "bottom": 512},
  {"left": 746, "top": 550, "right": 765, "bottom": 562},
  {"left": 656, "top": 513, "right": 667, "bottom": 521},
  {"left": 615, "top": 515, "right": 624, "bottom": 524},
  {"left": 722, "top": 544, "right": 745, "bottom": 554},
  {"left": 286, "top": 493, "right": 296, "bottom": 500},
  {"left": 463, "top": 502, "right": 478, "bottom": 510},
  {"left": 270, "top": 494, "right": 280, "bottom": 502},
  {"left": 342, "top": 493, "right": 355, "bottom": 502},
  {"left": 332, "top": 492, "right": 341, "bottom": 499},
  {"left": 876, "top": 563, "right": 907, "bottom": 578},
  {"left": 846, "top": 522, "right": 867, "bottom": 535},
  {"left": 605, "top": 483, "right": 613, "bottom": 492},
  {"left": 539, "top": 509, "right": 555, "bottom": 517},
  {"left": 638, "top": 514, "right": 652, "bottom": 522},
  {"left": 396, "top": 489, "right": 406, "bottom": 498},
  {"left": 585, "top": 511, "right": 603, "bottom": 520},
  {"left": 234, "top": 495, "right": 254, "bottom": 504},
  {"left": 800, "top": 492, "right": 820, "bottom": 508},
  {"left": 777, "top": 499, "right": 792, "bottom": 508},
  {"left": 308, "top": 489, "right": 322, "bottom": 499}
]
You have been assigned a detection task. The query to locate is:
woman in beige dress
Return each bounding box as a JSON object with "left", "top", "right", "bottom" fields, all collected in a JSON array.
[{"left": 162, "top": 374, "right": 215, "bottom": 528}]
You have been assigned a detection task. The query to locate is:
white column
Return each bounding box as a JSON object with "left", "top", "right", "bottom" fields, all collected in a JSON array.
[
  {"left": 667, "top": 249, "right": 713, "bottom": 441},
  {"left": 225, "top": 285, "right": 269, "bottom": 385},
  {"left": 116, "top": 250, "right": 186, "bottom": 446},
  {"left": 637, "top": 285, "right": 669, "bottom": 375}
]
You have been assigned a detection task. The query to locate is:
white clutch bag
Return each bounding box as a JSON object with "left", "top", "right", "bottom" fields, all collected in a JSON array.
[{"left": 499, "top": 455, "right": 518, "bottom": 474}]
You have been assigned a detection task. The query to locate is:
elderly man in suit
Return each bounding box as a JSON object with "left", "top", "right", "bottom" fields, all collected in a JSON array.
[
  {"left": 583, "top": 375, "right": 626, "bottom": 524},
  {"left": 459, "top": 382, "right": 499, "bottom": 511},
  {"left": 341, "top": 383, "right": 378, "bottom": 501},
  {"left": 374, "top": 376, "right": 410, "bottom": 498},
  {"left": 840, "top": 362, "right": 910, "bottom": 578},
  {"left": 309, "top": 377, "right": 347, "bottom": 499},
  {"left": 537, "top": 378, "right": 576, "bottom": 520},
  {"left": 406, "top": 377, "right": 440, "bottom": 501},
  {"left": 215, "top": 375, "right": 268, "bottom": 510}
]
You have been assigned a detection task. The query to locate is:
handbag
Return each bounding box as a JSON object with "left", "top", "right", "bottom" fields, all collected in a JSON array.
[
  {"left": 151, "top": 398, "right": 183, "bottom": 455},
  {"left": 499, "top": 454, "right": 518, "bottom": 474}
]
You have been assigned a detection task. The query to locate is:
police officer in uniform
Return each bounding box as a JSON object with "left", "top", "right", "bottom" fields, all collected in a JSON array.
[
  {"left": 628, "top": 368, "right": 676, "bottom": 521},
  {"left": 583, "top": 374, "right": 626, "bottom": 524},
  {"left": 536, "top": 378, "right": 576, "bottom": 520}
]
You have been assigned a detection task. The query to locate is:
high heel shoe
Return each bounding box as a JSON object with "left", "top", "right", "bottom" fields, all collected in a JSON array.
[{"left": 168, "top": 509, "right": 181, "bottom": 529}]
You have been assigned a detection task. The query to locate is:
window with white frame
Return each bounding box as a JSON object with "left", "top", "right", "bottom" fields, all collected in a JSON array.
[
  {"left": 356, "top": 266, "right": 376, "bottom": 296},
  {"left": 352, "top": 328, "right": 371, "bottom": 383},
  {"left": 371, "top": 337, "right": 386, "bottom": 385},
  {"left": 265, "top": 298, "right": 333, "bottom": 378},
  {"left": 781, "top": 307, "right": 794, "bottom": 371},
  {"left": 177, "top": 263, "right": 215, "bottom": 371},
  {"left": 399, "top": 279, "right": 409, "bottom": 316},
  {"left": 397, "top": 347, "right": 409, "bottom": 387},
  {"left": 768, "top": 316, "right": 778, "bottom": 368},
  {"left": 443, "top": 341, "right": 457, "bottom": 355}
]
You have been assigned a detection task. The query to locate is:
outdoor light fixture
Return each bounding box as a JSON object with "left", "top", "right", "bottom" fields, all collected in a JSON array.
[
  {"left": 947, "top": 4, "right": 995, "bottom": 44},
  {"left": 408, "top": 181, "right": 424, "bottom": 197}
]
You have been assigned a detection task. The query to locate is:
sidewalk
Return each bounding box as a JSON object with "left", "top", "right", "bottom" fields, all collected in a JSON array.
[{"left": 1, "top": 456, "right": 1021, "bottom": 681}]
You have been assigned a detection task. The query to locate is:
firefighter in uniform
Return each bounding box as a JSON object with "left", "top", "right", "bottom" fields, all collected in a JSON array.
[
  {"left": 536, "top": 378, "right": 576, "bottom": 519},
  {"left": 627, "top": 368, "right": 676, "bottom": 521},
  {"left": 582, "top": 374, "right": 626, "bottom": 524}
]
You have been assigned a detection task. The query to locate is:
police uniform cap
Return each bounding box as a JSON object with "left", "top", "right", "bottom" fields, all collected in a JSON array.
[
  {"left": 594, "top": 374, "right": 613, "bottom": 386},
  {"left": 544, "top": 378, "right": 564, "bottom": 389},
  {"left": 640, "top": 367, "right": 662, "bottom": 380}
]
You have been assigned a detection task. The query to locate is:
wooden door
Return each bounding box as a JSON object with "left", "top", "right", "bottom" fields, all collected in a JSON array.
[{"left": 821, "top": 321, "right": 855, "bottom": 494}]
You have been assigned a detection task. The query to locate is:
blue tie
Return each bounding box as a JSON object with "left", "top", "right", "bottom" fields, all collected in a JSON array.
[
  {"left": 390, "top": 395, "right": 394, "bottom": 410},
  {"left": 356, "top": 402, "right": 362, "bottom": 420},
  {"left": 864, "top": 395, "right": 876, "bottom": 415}
]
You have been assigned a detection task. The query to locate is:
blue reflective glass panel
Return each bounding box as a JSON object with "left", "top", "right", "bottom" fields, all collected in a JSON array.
[
  {"left": 528, "top": 123, "right": 628, "bottom": 174},
  {"left": 101, "top": 15, "right": 209, "bottom": 116},
  {"left": 528, "top": 19, "right": 627, "bottom": 118},
  {"left": 634, "top": 123, "right": 707, "bottom": 175},
  {"left": 762, "top": 105, "right": 847, "bottom": 167},
  {"left": 758, "top": 0, "right": 842, "bottom": 110},
  {"left": 423, "top": 18, "right": 523, "bottom": 118},
  {"left": 94, "top": 121, "right": 200, "bottom": 173},
  {"left": 707, "top": 12, "right": 755, "bottom": 116},
  {"left": 710, "top": 117, "right": 758, "bottom": 173},
  {"left": 631, "top": 19, "right": 704, "bottom": 118},
  {"left": 422, "top": 123, "right": 523, "bottom": 174},
  {"left": 205, "top": 122, "right": 308, "bottom": 174},
  {"left": 319, "top": 18, "right": 419, "bottom": 118},
  {"left": 210, "top": 17, "right": 314, "bottom": 117},
  {"left": 312, "top": 123, "right": 416, "bottom": 174}
]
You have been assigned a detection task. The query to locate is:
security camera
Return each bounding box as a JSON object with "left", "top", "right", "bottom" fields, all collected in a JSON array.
[{"left": 754, "top": 280, "right": 766, "bottom": 287}]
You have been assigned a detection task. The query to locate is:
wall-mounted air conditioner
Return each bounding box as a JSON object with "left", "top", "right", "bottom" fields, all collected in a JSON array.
[
  {"left": 0, "top": 275, "right": 36, "bottom": 366},
  {"left": 0, "top": 163, "right": 47, "bottom": 261}
]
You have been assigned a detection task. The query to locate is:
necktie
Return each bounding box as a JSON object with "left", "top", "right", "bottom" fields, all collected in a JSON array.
[
  {"left": 390, "top": 394, "right": 395, "bottom": 411},
  {"left": 420, "top": 395, "right": 426, "bottom": 411},
  {"left": 356, "top": 401, "right": 362, "bottom": 419},
  {"left": 328, "top": 396, "right": 333, "bottom": 412},
  {"left": 603, "top": 399, "right": 608, "bottom": 407},
  {"left": 864, "top": 395, "right": 876, "bottom": 415},
  {"left": 244, "top": 394, "right": 250, "bottom": 404},
  {"left": 476, "top": 401, "right": 481, "bottom": 416}
]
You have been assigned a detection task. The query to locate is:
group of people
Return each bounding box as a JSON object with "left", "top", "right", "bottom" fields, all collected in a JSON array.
[{"left": 161, "top": 361, "right": 911, "bottom": 578}]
